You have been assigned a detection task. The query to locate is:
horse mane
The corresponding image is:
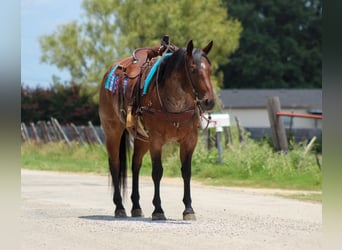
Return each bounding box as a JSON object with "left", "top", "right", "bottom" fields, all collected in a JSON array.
[{"left": 159, "top": 48, "right": 186, "bottom": 78}]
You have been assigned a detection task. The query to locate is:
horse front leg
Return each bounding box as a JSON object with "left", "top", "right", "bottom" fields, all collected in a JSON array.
[
  {"left": 131, "top": 139, "right": 149, "bottom": 217},
  {"left": 150, "top": 144, "right": 166, "bottom": 220},
  {"left": 180, "top": 137, "right": 197, "bottom": 221}
]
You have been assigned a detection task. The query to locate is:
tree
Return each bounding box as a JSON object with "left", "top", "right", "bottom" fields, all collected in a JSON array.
[
  {"left": 221, "top": 0, "right": 322, "bottom": 88},
  {"left": 39, "top": 0, "right": 242, "bottom": 97}
]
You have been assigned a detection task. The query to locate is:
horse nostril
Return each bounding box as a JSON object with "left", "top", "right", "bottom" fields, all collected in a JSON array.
[{"left": 203, "top": 99, "right": 215, "bottom": 110}]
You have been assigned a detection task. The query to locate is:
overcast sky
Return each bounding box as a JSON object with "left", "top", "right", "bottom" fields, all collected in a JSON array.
[{"left": 21, "top": 0, "right": 83, "bottom": 88}]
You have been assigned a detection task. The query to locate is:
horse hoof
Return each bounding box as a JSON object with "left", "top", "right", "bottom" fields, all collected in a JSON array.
[
  {"left": 152, "top": 213, "right": 166, "bottom": 220},
  {"left": 183, "top": 208, "right": 196, "bottom": 221},
  {"left": 183, "top": 213, "right": 196, "bottom": 221},
  {"left": 115, "top": 209, "right": 127, "bottom": 218},
  {"left": 131, "top": 209, "right": 144, "bottom": 217}
]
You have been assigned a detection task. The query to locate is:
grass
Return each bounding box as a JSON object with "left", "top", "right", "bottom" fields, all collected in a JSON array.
[
  {"left": 21, "top": 127, "right": 322, "bottom": 194},
  {"left": 155, "top": 130, "right": 322, "bottom": 191},
  {"left": 276, "top": 193, "right": 322, "bottom": 203},
  {"left": 21, "top": 142, "right": 109, "bottom": 175}
]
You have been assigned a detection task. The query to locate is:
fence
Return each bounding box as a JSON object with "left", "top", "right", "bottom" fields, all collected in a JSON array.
[
  {"left": 21, "top": 118, "right": 104, "bottom": 145},
  {"left": 266, "top": 96, "right": 322, "bottom": 152}
]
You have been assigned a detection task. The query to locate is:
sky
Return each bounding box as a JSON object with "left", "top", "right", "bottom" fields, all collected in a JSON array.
[{"left": 21, "top": 0, "right": 83, "bottom": 88}]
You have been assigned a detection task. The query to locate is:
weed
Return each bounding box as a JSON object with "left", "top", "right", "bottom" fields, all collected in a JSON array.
[{"left": 21, "top": 127, "right": 321, "bottom": 190}]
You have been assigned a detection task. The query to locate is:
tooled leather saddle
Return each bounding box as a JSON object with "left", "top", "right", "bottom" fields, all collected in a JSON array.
[{"left": 104, "top": 35, "right": 178, "bottom": 140}]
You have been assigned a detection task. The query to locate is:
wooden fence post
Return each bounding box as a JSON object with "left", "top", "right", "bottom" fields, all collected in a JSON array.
[
  {"left": 50, "top": 118, "right": 63, "bottom": 141},
  {"left": 223, "top": 127, "right": 233, "bottom": 146},
  {"left": 266, "top": 96, "right": 288, "bottom": 152},
  {"left": 69, "top": 123, "right": 84, "bottom": 145},
  {"left": 38, "top": 121, "right": 51, "bottom": 143},
  {"left": 88, "top": 121, "right": 103, "bottom": 145},
  {"left": 21, "top": 123, "right": 30, "bottom": 143},
  {"left": 82, "top": 126, "right": 93, "bottom": 144},
  {"left": 30, "top": 122, "right": 41, "bottom": 143},
  {"left": 234, "top": 116, "right": 245, "bottom": 145},
  {"left": 52, "top": 118, "right": 71, "bottom": 146}
]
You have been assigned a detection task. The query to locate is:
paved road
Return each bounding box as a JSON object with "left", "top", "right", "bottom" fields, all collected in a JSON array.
[{"left": 21, "top": 169, "right": 322, "bottom": 250}]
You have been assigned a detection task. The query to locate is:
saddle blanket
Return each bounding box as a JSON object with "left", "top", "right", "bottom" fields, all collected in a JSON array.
[{"left": 105, "top": 65, "right": 129, "bottom": 94}]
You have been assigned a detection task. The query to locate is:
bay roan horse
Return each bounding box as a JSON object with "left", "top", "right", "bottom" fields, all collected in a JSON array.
[{"left": 99, "top": 40, "right": 215, "bottom": 220}]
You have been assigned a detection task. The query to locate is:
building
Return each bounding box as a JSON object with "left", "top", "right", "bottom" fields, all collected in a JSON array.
[{"left": 218, "top": 89, "right": 322, "bottom": 130}]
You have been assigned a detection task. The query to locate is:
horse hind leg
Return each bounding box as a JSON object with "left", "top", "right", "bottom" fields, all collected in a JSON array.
[
  {"left": 130, "top": 139, "right": 149, "bottom": 217},
  {"left": 106, "top": 130, "right": 128, "bottom": 218},
  {"left": 109, "top": 158, "right": 127, "bottom": 218}
]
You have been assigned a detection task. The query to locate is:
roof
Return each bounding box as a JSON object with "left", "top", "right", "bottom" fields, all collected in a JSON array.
[{"left": 218, "top": 89, "right": 322, "bottom": 109}]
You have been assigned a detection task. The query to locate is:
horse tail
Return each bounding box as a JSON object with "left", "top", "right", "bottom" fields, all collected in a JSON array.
[{"left": 119, "top": 129, "right": 130, "bottom": 197}]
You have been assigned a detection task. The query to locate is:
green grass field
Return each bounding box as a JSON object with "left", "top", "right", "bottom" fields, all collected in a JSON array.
[{"left": 22, "top": 127, "right": 322, "bottom": 196}]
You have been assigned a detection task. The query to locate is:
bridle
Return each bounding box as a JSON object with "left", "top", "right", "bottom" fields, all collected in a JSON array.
[
  {"left": 183, "top": 51, "right": 211, "bottom": 115},
  {"left": 183, "top": 50, "right": 212, "bottom": 128}
]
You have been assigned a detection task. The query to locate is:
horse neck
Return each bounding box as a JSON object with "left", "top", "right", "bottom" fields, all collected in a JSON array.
[{"left": 158, "top": 64, "right": 195, "bottom": 113}]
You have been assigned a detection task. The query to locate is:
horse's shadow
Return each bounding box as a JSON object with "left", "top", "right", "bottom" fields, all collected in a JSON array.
[{"left": 78, "top": 215, "right": 191, "bottom": 224}]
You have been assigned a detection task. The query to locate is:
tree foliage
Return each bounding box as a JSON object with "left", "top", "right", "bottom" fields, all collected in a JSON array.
[
  {"left": 220, "top": 0, "right": 322, "bottom": 88},
  {"left": 39, "top": 0, "right": 242, "bottom": 96},
  {"left": 21, "top": 83, "right": 100, "bottom": 125}
]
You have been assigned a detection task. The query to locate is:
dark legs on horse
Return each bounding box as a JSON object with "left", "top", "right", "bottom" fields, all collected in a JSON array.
[
  {"left": 109, "top": 158, "right": 127, "bottom": 217},
  {"left": 150, "top": 145, "right": 166, "bottom": 220},
  {"left": 181, "top": 162, "right": 196, "bottom": 220},
  {"left": 180, "top": 139, "right": 197, "bottom": 220},
  {"left": 130, "top": 140, "right": 149, "bottom": 217},
  {"left": 104, "top": 127, "right": 128, "bottom": 218}
]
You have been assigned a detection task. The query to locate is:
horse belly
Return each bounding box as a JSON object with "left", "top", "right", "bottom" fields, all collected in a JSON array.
[{"left": 142, "top": 115, "right": 198, "bottom": 144}]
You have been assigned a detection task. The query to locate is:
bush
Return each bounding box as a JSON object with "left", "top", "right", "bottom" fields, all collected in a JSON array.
[{"left": 21, "top": 83, "right": 100, "bottom": 125}]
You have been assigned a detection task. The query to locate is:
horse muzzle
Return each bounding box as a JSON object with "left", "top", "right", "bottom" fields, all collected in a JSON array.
[{"left": 199, "top": 98, "right": 215, "bottom": 111}]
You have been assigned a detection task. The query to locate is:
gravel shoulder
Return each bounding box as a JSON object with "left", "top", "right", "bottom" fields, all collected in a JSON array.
[{"left": 21, "top": 169, "right": 322, "bottom": 250}]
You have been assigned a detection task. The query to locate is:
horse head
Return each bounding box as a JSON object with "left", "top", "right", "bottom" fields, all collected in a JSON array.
[{"left": 185, "top": 40, "right": 215, "bottom": 111}]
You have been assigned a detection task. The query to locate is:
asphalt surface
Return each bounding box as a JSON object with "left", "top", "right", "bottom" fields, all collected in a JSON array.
[{"left": 21, "top": 169, "right": 322, "bottom": 250}]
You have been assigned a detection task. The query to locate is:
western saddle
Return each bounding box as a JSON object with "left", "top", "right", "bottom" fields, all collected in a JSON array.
[{"left": 106, "top": 35, "right": 178, "bottom": 140}]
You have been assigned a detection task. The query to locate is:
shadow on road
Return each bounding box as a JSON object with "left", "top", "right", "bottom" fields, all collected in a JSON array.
[{"left": 78, "top": 215, "right": 192, "bottom": 224}]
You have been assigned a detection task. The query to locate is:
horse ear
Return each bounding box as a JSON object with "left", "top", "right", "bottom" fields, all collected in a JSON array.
[
  {"left": 186, "top": 40, "right": 194, "bottom": 56},
  {"left": 202, "top": 41, "right": 213, "bottom": 55}
]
